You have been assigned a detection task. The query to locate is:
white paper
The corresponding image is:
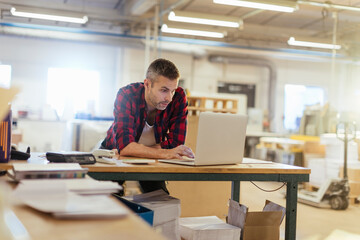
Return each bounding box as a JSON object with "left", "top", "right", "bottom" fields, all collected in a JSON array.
[
  {"left": 18, "top": 178, "right": 122, "bottom": 195},
  {"left": 12, "top": 180, "right": 128, "bottom": 218},
  {"left": 180, "top": 216, "right": 241, "bottom": 240},
  {"left": 13, "top": 163, "right": 83, "bottom": 171},
  {"left": 154, "top": 218, "right": 180, "bottom": 240}
]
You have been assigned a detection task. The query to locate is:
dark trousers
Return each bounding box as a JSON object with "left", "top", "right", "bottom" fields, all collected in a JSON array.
[
  {"left": 115, "top": 180, "right": 169, "bottom": 194},
  {"left": 139, "top": 181, "right": 169, "bottom": 194}
]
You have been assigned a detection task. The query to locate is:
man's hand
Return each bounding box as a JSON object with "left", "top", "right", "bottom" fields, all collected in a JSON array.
[
  {"left": 119, "top": 142, "right": 194, "bottom": 160},
  {"left": 165, "top": 145, "right": 195, "bottom": 159}
]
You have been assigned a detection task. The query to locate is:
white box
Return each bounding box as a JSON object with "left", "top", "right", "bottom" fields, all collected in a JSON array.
[
  {"left": 124, "top": 189, "right": 181, "bottom": 226},
  {"left": 154, "top": 218, "right": 180, "bottom": 240},
  {"left": 180, "top": 216, "right": 241, "bottom": 240}
]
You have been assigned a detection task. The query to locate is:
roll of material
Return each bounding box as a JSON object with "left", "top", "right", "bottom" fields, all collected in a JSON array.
[{"left": 0, "top": 110, "right": 11, "bottom": 163}]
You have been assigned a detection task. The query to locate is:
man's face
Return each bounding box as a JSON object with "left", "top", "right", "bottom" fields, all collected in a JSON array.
[{"left": 144, "top": 75, "right": 178, "bottom": 111}]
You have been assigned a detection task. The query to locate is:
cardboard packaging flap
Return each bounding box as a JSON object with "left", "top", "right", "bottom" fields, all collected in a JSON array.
[
  {"left": 227, "top": 199, "right": 286, "bottom": 240},
  {"left": 227, "top": 200, "right": 248, "bottom": 229},
  {"left": 263, "top": 200, "right": 286, "bottom": 224},
  {"left": 245, "top": 211, "right": 282, "bottom": 226},
  {"left": 243, "top": 225, "right": 280, "bottom": 240}
]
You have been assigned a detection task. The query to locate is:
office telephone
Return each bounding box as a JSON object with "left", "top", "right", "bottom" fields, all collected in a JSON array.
[
  {"left": 11, "top": 146, "right": 31, "bottom": 160},
  {"left": 46, "top": 151, "right": 96, "bottom": 165}
]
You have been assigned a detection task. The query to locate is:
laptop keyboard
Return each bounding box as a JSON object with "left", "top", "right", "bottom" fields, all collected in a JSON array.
[
  {"left": 177, "top": 159, "right": 194, "bottom": 162},
  {"left": 179, "top": 156, "right": 195, "bottom": 162}
]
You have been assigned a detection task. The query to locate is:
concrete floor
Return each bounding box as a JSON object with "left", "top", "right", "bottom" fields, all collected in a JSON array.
[{"left": 240, "top": 182, "right": 360, "bottom": 240}]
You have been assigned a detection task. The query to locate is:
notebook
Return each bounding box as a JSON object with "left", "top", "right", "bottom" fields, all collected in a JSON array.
[{"left": 159, "top": 112, "right": 248, "bottom": 166}]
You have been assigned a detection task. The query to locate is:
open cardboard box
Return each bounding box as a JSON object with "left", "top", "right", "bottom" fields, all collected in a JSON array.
[{"left": 227, "top": 199, "right": 286, "bottom": 240}]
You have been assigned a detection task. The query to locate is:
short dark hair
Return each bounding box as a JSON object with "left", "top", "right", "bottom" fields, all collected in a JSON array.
[{"left": 146, "top": 58, "right": 180, "bottom": 82}]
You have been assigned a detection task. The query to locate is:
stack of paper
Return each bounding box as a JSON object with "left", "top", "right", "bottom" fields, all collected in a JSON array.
[
  {"left": 180, "top": 216, "right": 241, "bottom": 240},
  {"left": 12, "top": 179, "right": 128, "bottom": 218},
  {"left": 125, "top": 190, "right": 181, "bottom": 240},
  {"left": 9, "top": 163, "right": 88, "bottom": 181},
  {"left": 18, "top": 178, "right": 122, "bottom": 195}
]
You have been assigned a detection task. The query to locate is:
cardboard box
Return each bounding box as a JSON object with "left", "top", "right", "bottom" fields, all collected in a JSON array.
[
  {"left": 354, "top": 138, "right": 360, "bottom": 159},
  {"left": 173, "top": 115, "right": 231, "bottom": 218},
  {"left": 124, "top": 189, "right": 181, "bottom": 226},
  {"left": 227, "top": 200, "right": 285, "bottom": 240},
  {"left": 303, "top": 141, "right": 326, "bottom": 155},
  {"left": 179, "top": 216, "right": 241, "bottom": 240},
  {"left": 339, "top": 165, "right": 360, "bottom": 182},
  {"left": 303, "top": 153, "right": 325, "bottom": 168},
  {"left": 167, "top": 181, "right": 231, "bottom": 218},
  {"left": 123, "top": 190, "right": 181, "bottom": 239},
  {"left": 349, "top": 181, "right": 360, "bottom": 198}
]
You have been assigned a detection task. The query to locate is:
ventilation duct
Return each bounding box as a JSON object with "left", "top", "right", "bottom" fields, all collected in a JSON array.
[{"left": 208, "top": 55, "right": 276, "bottom": 130}]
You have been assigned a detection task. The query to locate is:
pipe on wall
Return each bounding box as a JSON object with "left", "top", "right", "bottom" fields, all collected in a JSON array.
[{"left": 208, "top": 55, "right": 276, "bottom": 131}]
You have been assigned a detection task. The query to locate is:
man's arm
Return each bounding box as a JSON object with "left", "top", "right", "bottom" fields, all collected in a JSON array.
[
  {"left": 160, "top": 88, "right": 188, "bottom": 149},
  {"left": 120, "top": 142, "right": 194, "bottom": 159}
]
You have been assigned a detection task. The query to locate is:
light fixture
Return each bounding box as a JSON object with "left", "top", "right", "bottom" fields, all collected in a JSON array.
[
  {"left": 10, "top": 7, "right": 88, "bottom": 24},
  {"left": 287, "top": 37, "right": 341, "bottom": 50},
  {"left": 161, "top": 24, "right": 225, "bottom": 38},
  {"left": 168, "top": 10, "right": 243, "bottom": 28},
  {"left": 297, "top": 0, "right": 360, "bottom": 12},
  {"left": 213, "top": 0, "right": 298, "bottom": 13}
]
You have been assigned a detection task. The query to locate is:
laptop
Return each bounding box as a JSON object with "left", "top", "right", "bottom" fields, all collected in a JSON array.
[{"left": 159, "top": 112, "right": 248, "bottom": 166}]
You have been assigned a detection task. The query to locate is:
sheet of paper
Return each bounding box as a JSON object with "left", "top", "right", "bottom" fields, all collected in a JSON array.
[
  {"left": 12, "top": 180, "right": 68, "bottom": 212},
  {"left": 18, "top": 178, "right": 121, "bottom": 194},
  {"left": 122, "top": 159, "right": 156, "bottom": 164},
  {"left": 12, "top": 163, "right": 83, "bottom": 171},
  {"left": 242, "top": 158, "right": 273, "bottom": 164},
  {"left": 180, "top": 216, "right": 241, "bottom": 240},
  {"left": 12, "top": 180, "right": 128, "bottom": 218},
  {"left": 0, "top": 87, "right": 19, "bottom": 121}
]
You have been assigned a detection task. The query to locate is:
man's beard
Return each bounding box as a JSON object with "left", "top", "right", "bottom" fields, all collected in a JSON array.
[
  {"left": 148, "top": 92, "right": 170, "bottom": 111},
  {"left": 156, "top": 101, "right": 170, "bottom": 110}
]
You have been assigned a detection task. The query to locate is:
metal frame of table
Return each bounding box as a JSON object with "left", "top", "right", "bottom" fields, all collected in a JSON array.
[{"left": 88, "top": 170, "right": 309, "bottom": 240}]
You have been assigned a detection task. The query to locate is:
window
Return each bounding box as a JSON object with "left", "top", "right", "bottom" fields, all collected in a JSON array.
[
  {"left": 0, "top": 65, "right": 12, "bottom": 88},
  {"left": 284, "top": 84, "right": 325, "bottom": 131},
  {"left": 47, "top": 68, "right": 100, "bottom": 119}
]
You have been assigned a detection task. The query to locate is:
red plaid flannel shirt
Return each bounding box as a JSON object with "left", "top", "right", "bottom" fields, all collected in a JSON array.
[{"left": 102, "top": 82, "right": 188, "bottom": 152}]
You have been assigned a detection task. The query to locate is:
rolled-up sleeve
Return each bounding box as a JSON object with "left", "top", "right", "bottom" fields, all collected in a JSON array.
[{"left": 113, "top": 90, "right": 137, "bottom": 151}]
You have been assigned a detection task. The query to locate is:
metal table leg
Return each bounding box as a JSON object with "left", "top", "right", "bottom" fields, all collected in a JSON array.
[
  {"left": 231, "top": 181, "right": 240, "bottom": 202},
  {"left": 285, "top": 181, "right": 298, "bottom": 240}
]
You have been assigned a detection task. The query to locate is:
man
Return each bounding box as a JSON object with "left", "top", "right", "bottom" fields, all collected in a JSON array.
[{"left": 101, "top": 58, "right": 194, "bottom": 193}]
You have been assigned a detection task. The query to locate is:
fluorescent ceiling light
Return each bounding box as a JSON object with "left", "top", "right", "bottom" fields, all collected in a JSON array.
[
  {"left": 10, "top": 7, "right": 88, "bottom": 24},
  {"left": 161, "top": 24, "right": 224, "bottom": 38},
  {"left": 168, "top": 11, "right": 242, "bottom": 28},
  {"left": 213, "top": 0, "right": 297, "bottom": 13},
  {"left": 287, "top": 37, "right": 341, "bottom": 50},
  {"left": 297, "top": 0, "right": 360, "bottom": 12}
]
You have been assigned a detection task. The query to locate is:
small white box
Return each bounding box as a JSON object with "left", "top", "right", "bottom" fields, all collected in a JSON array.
[
  {"left": 154, "top": 218, "right": 180, "bottom": 240},
  {"left": 180, "top": 216, "right": 241, "bottom": 240},
  {"left": 124, "top": 189, "right": 181, "bottom": 226}
]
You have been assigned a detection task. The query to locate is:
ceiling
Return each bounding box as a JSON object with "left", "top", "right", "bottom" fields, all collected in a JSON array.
[{"left": 1, "top": 0, "right": 360, "bottom": 59}]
